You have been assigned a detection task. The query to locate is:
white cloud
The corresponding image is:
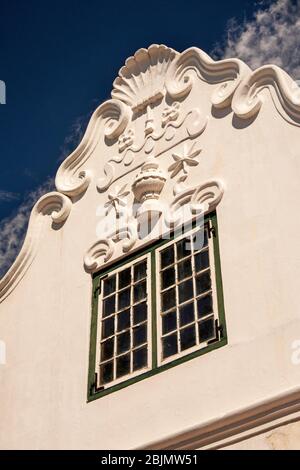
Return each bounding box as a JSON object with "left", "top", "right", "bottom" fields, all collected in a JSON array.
[
  {"left": 213, "top": 0, "right": 300, "bottom": 79},
  {"left": 0, "top": 108, "right": 93, "bottom": 278},
  {"left": 0, "top": 178, "right": 54, "bottom": 278},
  {"left": 0, "top": 190, "right": 19, "bottom": 203}
]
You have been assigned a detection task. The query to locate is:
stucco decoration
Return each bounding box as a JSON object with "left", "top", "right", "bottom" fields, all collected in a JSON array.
[
  {"left": 96, "top": 106, "right": 207, "bottom": 192},
  {"left": 132, "top": 157, "right": 167, "bottom": 225},
  {"left": 3, "top": 44, "right": 300, "bottom": 300},
  {"left": 84, "top": 223, "right": 138, "bottom": 272},
  {"left": 165, "top": 47, "right": 251, "bottom": 107},
  {"left": 96, "top": 45, "right": 251, "bottom": 193},
  {"left": 56, "top": 45, "right": 300, "bottom": 201},
  {"left": 168, "top": 141, "right": 201, "bottom": 179},
  {"left": 104, "top": 184, "right": 130, "bottom": 219},
  {"left": 111, "top": 44, "right": 177, "bottom": 111},
  {"left": 232, "top": 65, "right": 300, "bottom": 125},
  {"left": 55, "top": 99, "right": 131, "bottom": 197},
  {"left": 0, "top": 192, "right": 71, "bottom": 303},
  {"left": 165, "top": 179, "right": 224, "bottom": 228},
  {"left": 83, "top": 178, "right": 224, "bottom": 273},
  {"left": 55, "top": 44, "right": 300, "bottom": 200}
]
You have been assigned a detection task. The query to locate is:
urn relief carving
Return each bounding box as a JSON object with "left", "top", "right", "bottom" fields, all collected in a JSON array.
[{"left": 132, "top": 157, "right": 167, "bottom": 226}]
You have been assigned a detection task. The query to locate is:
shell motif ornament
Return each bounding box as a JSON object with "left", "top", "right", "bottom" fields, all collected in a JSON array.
[{"left": 111, "top": 44, "right": 177, "bottom": 113}]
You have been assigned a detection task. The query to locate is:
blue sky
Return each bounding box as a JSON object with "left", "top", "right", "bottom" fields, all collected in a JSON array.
[
  {"left": 1, "top": 0, "right": 299, "bottom": 275},
  {"left": 0, "top": 0, "right": 254, "bottom": 217}
]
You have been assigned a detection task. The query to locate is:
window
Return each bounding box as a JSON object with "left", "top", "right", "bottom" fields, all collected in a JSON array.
[
  {"left": 158, "top": 226, "right": 216, "bottom": 363},
  {"left": 88, "top": 212, "right": 227, "bottom": 399},
  {"left": 98, "top": 256, "right": 151, "bottom": 386}
]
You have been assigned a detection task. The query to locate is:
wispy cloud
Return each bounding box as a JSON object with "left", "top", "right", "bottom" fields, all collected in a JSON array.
[
  {"left": 0, "top": 177, "right": 54, "bottom": 278},
  {"left": 213, "top": 0, "right": 300, "bottom": 79},
  {"left": 0, "top": 190, "right": 19, "bottom": 203},
  {"left": 0, "top": 106, "right": 94, "bottom": 278}
]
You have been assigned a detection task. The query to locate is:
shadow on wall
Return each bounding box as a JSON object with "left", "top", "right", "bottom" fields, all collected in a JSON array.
[{"left": 211, "top": 105, "right": 259, "bottom": 129}]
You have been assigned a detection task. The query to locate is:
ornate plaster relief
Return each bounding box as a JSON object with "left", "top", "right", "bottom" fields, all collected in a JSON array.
[
  {"left": 232, "top": 64, "right": 300, "bottom": 126},
  {"left": 2, "top": 43, "right": 300, "bottom": 300},
  {"left": 84, "top": 179, "right": 223, "bottom": 273}
]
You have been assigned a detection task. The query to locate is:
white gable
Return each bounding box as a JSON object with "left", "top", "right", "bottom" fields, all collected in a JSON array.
[{"left": 1, "top": 45, "right": 300, "bottom": 450}]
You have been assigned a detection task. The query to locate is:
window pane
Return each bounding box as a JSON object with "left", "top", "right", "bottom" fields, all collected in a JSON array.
[
  {"left": 176, "top": 237, "right": 192, "bottom": 259},
  {"left": 102, "top": 317, "right": 115, "bottom": 339},
  {"left": 133, "top": 347, "right": 147, "bottom": 371},
  {"left": 118, "top": 288, "right": 131, "bottom": 310},
  {"left": 177, "top": 257, "right": 192, "bottom": 281},
  {"left": 134, "top": 280, "right": 147, "bottom": 302},
  {"left": 98, "top": 256, "right": 151, "bottom": 386},
  {"left": 117, "top": 309, "right": 130, "bottom": 332},
  {"left": 103, "top": 295, "right": 115, "bottom": 317},
  {"left": 117, "top": 331, "right": 130, "bottom": 355},
  {"left": 156, "top": 225, "right": 221, "bottom": 364},
  {"left": 133, "top": 302, "right": 147, "bottom": 325},
  {"left": 179, "top": 302, "right": 194, "bottom": 327},
  {"left": 100, "top": 361, "right": 114, "bottom": 384},
  {"left": 119, "top": 267, "right": 131, "bottom": 289},
  {"left": 162, "top": 333, "right": 178, "bottom": 358},
  {"left": 194, "top": 250, "right": 209, "bottom": 272},
  {"left": 160, "top": 245, "right": 174, "bottom": 269},
  {"left": 101, "top": 338, "right": 114, "bottom": 361},
  {"left": 180, "top": 325, "right": 196, "bottom": 351},
  {"left": 178, "top": 279, "right": 193, "bottom": 304},
  {"left": 133, "top": 323, "right": 147, "bottom": 347},
  {"left": 103, "top": 275, "right": 116, "bottom": 297},
  {"left": 134, "top": 261, "right": 147, "bottom": 282},
  {"left": 162, "top": 310, "right": 177, "bottom": 334},
  {"left": 161, "top": 287, "right": 176, "bottom": 311},
  {"left": 196, "top": 271, "right": 211, "bottom": 295},
  {"left": 197, "top": 294, "right": 213, "bottom": 318},
  {"left": 198, "top": 317, "right": 215, "bottom": 342},
  {"left": 116, "top": 353, "right": 130, "bottom": 378},
  {"left": 161, "top": 266, "right": 175, "bottom": 290}
]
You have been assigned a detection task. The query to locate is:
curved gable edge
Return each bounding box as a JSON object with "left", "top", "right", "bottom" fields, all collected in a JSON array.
[{"left": 1, "top": 44, "right": 300, "bottom": 302}]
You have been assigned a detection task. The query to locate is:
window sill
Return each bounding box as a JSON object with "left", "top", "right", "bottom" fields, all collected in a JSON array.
[{"left": 87, "top": 337, "right": 227, "bottom": 402}]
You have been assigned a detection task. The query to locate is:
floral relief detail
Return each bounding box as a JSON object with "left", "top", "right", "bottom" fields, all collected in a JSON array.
[
  {"left": 168, "top": 141, "right": 201, "bottom": 178},
  {"left": 104, "top": 184, "right": 130, "bottom": 218},
  {"left": 161, "top": 102, "right": 180, "bottom": 127},
  {"left": 118, "top": 128, "right": 135, "bottom": 152}
]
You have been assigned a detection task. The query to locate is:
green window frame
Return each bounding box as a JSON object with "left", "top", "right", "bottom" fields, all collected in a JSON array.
[{"left": 87, "top": 211, "right": 227, "bottom": 401}]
